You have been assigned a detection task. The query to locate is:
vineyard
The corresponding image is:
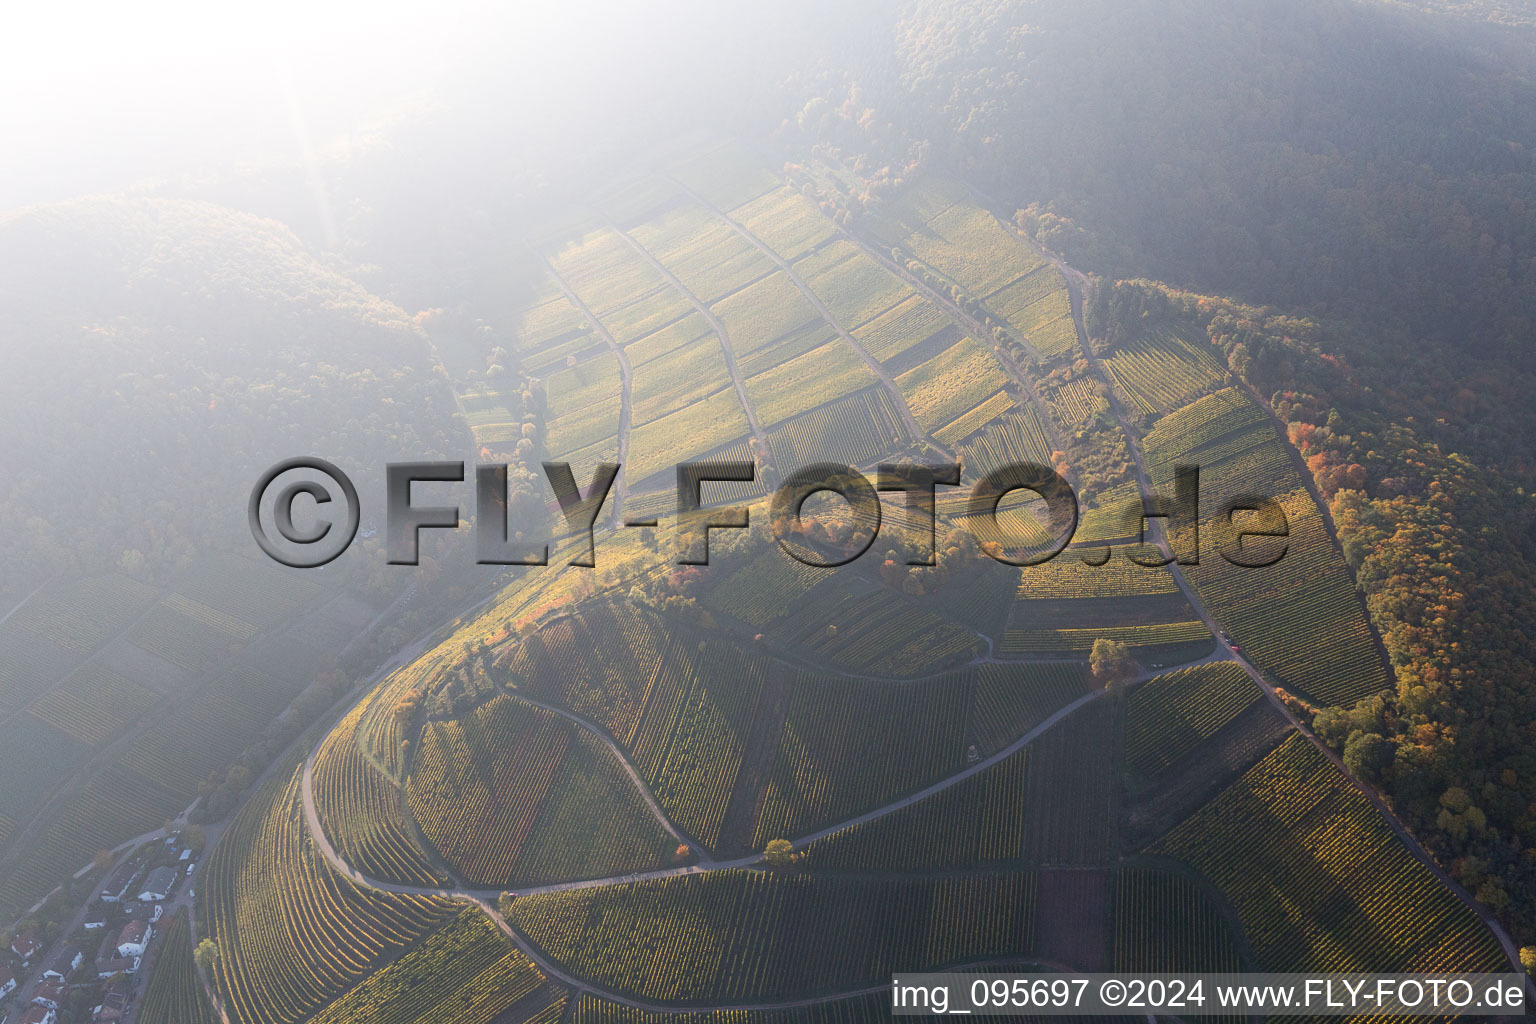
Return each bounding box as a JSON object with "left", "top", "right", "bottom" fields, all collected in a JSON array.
[
  {"left": 895, "top": 336, "right": 1012, "bottom": 432},
  {"left": 751, "top": 671, "right": 970, "bottom": 845},
  {"left": 511, "top": 287, "right": 602, "bottom": 373},
  {"left": 671, "top": 143, "right": 780, "bottom": 211},
  {"left": 1018, "top": 700, "right": 1112, "bottom": 865},
  {"left": 626, "top": 391, "right": 752, "bottom": 484},
  {"left": 406, "top": 694, "right": 675, "bottom": 885},
  {"left": 703, "top": 549, "right": 836, "bottom": 629},
  {"left": 200, "top": 764, "right": 455, "bottom": 1024},
  {"left": 1000, "top": 619, "right": 1211, "bottom": 662},
  {"left": 867, "top": 178, "right": 1046, "bottom": 298},
  {"left": 26, "top": 666, "right": 155, "bottom": 746},
  {"left": 801, "top": 748, "right": 1029, "bottom": 870},
  {"left": 768, "top": 580, "right": 983, "bottom": 677},
  {"left": 629, "top": 199, "right": 775, "bottom": 304},
  {"left": 571, "top": 993, "right": 889, "bottom": 1024},
  {"left": 730, "top": 186, "right": 838, "bottom": 262},
  {"left": 1101, "top": 326, "right": 1228, "bottom": 416},
  {"left": 3, "top": 573, "right": 158, "bottom": 657},
  {"left": 178, "top": 142, "right": 1521, "bottom": 1018},
  {"left": 622, "top": 635, "right": 769, "bottom": 848},
  {"left": 630, "top": 330, "right": 733, "bottom": 427},
  {"left": 499, "top": 601, "right": 669, "bottom": 738},
  {"left": 1123, "top": 663, "right": 1261, "bottom": 782},
  {"left": 743, "top": 337, "right": 878, "bottom": 429},
  {"left": 967, "top": 662, "right": 1092, "bottom": 756},
  {"left": 765, "top": 387, "right": 907, "bottom": 469},
  {"left": 1112, "top": 866, "right": 1244, "bottom": 973},
  {"left": 1039, "top": 375, "right": 1107, "bottom": 431},
  {"left": 793, "top": 240, "right": 913, "bottom": 330},
  {"left": 1153, "top": 736, "right": 1507, "bottom": 973},
  {"left": 137, "top": 908, "right": 219, "bottom": 1024},
  {"left": 127, "top": 600, "right": 246, "bottom": 670},
  {"left": 1145, "top": 388, "right": 1390, "bottom": 706},
  {"left": 852, "top": 294, "right": 951, "bottom": 365},
  {"left": 312, "top": 701, "right": 443, "bottom": 887},
  {"left": 120, "top": 665, "right": 309, "bottom": 797},
  {"left": 544, "top": 351, "right": 623, "bottom": 464},
  {"left": 505, "top": 870, "right": 1038, "bottom": 1002},
  {"left": 547, "top": 226, "right": 676, "bottom": 323},
  {"left": 0, "top": 765, "right": 185, "bottom": 917},
  {"left": 307, "top": 909, "right": 560, "bottom": 1024}
]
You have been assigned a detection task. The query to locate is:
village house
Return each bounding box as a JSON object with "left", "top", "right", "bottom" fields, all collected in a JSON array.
[
  {"left": 0, "top": 967, "right": 17, "bottom": 998},
  {"left": 91, "top": 977, "right": 131, "bottom": 1023},
  {"left": 42, "top": 945, "right": 82, "bottom": 980},
  {"left": 96, "top": 863, "right": 137, "bottom": 903},
  {"left": 9, "top": 931, "right": 41, "bottom": 963},
  {"left": 31, "top": 977, "right": 66, "bottom": 1011},
  {"left": 137, "top": 866, "right": 176, "bottom": 903},
  {"left": 114, "top": 920, "right": 151, "bottom": 959},
  {"left": 94, "top": 956, "right": 139, "bottom": 980}
]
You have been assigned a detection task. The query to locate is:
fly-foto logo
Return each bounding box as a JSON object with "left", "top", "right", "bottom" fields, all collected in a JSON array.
[{"left": 249, "top": 459, "right": 1288, "bottom": 570}]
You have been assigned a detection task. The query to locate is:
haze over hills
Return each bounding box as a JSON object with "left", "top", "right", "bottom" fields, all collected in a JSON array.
[{"left": 2, "top": 0, "right": 1536, "bottom": 1021}]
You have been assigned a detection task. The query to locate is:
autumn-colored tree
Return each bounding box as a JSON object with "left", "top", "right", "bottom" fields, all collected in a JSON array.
[{"left": 1090, "top": 638, "right": 1136, "bottom": 688}]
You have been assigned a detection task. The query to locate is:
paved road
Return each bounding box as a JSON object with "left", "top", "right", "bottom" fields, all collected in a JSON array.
[{"left": 608, "top": 221, "right": 769, "bottom": 450}]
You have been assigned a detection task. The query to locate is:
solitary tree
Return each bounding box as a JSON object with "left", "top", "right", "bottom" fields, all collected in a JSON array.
[
  {"left": 1090, "top": 638, "right": 1136, "bottom": 688},
  {"left": 1520, "top": 946, "right": 1535, "bottom": 976},
  {"left": 194, "top": 939, "right": 220, "bottom": 973},
  {"left": 763, "top": 839, "right": 797, "bottom": 869}
]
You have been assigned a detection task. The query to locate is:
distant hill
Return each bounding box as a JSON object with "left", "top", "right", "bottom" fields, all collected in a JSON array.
[{"left": 0, "top": 196, "right": 463, "bottom": 603}]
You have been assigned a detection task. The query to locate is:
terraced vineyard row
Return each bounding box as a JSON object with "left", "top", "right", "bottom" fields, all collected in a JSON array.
[
  {"left": 1113, "top": 867, "right": 1243, "bottom": 974},
  {"left": 802, "top": 747, "right": 1029, "bottom": 869},
  {"left": 406, "top": 694, "right": 675, "bottom": 885},
  {"left": 1124, "top": 663, "right": 1260, "bottom": 780},
  {"left": 138, "top": 908, "right": 219, "bottom": 1024},
  {"left": 200, "top": 764, "right": 455, "bottom": 1024},
  {"left": 308, "top": 909, "right": 557, "bottom": 1024},
  {"left": 312, "top": 702, "right": 442, "bottom": 887},
  {"left": 1144, "top": 388, "right": 1389, "bottom": 706},
  {"left": 627, "top": 636, "right": 769, "bottom": 847},
  {"left": 506, "top": 870, "right": 1038, "bottom": 1003},
  {"left": 1153, "top": 736, "right": 1507, "bottom": 973},
  {"left": 752, "top": 672, "right": 970, "bottom": 845},
  {"left": 571, "top": 993, "right": 889, "bottom": 1024},
  {"left": 1101, "top": 326, "right": 1229, "bottom": 417}
]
